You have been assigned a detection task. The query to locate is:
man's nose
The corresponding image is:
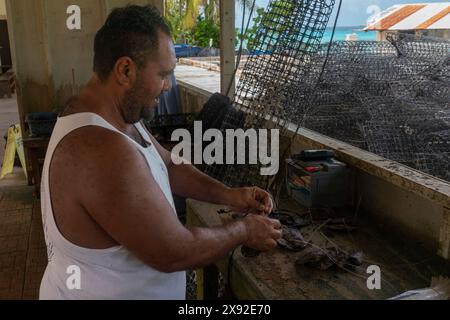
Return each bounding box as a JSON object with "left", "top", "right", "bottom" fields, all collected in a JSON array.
[{"left": 163, "top": 78, "right": 172, "bottom": 92}]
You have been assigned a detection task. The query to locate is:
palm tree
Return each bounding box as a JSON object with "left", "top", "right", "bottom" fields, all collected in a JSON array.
[
  {"left": 203, "top": 0, "right": 256, "bottom": 23},
  {"left": 165, "top": 0, "right": 199, "bottom": 32},
  {"left": 203, "top": 0, "right": 219, "bottom": 24},
  {"left": 165, "top": 0, "right": 257, "bottom": 43},
  {"left": 184, "top": 0, "right": 203, "bottom": 29},
  {"left": 166, "top": 0, "right": 255, "bottom": 27}
]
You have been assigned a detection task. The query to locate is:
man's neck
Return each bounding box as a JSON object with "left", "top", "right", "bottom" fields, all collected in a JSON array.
[
  {"left": 64, "top": 77, "right": 130, "bottom": 131},
  {"left": 61, "top": 77, "right": 149, "bottom": 146}
]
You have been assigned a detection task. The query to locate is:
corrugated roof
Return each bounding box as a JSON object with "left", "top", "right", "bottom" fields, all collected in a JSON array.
[{"left": 365, "top": 2, "right": 450, "bottom": 31}]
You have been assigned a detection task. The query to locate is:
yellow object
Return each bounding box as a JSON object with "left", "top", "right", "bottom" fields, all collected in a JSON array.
[
  {"left": 0, "top": 125, "right": 28, "bottom": 179},
  {"left": 1, "top": 126, "right": 15, "bottom": 179},
  {"left": 13, "top": 125, "right": 27, "bottom": 179}
]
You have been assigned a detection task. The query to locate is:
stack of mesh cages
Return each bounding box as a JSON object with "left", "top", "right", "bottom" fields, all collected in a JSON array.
[
  {"left": 145, "top": 113, "right": 197, "bottom": 142},
  {"left": 203, "top": 1, "right": 450, "bottom": 187}
]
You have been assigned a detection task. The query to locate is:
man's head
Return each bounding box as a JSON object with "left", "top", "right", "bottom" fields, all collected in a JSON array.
[{"left": 93, "top": 5, "right": 176, "bottom": 123}]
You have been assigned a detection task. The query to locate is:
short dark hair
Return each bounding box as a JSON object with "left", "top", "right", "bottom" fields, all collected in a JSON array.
[{"left": 93, "top": 5, "right": 171, "bottom": 81}]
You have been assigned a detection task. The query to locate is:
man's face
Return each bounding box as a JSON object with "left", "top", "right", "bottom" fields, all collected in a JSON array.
[{"left": 122, "top": 31, "right": 177, "bottom": 124}]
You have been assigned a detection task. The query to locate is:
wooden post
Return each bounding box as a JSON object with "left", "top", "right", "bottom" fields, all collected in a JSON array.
[{"left": 219, "top": 0, "right": 235, "bottom": 99}]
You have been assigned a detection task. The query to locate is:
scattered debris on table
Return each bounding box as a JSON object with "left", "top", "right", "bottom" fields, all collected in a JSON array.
[
  {"left": 295, "top": 247, "right": 364, "bottom": 271},
  {"left": 277, "top": 226, "right": 309, "bottom": 252}
]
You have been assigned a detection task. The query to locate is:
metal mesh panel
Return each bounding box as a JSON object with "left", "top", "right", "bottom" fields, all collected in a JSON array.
[
  {"left": 205, "top": 0, "right": 336, "bottom": 187},
  {"left": 203, "top": 2, "right": 450, "bottom": 184}
]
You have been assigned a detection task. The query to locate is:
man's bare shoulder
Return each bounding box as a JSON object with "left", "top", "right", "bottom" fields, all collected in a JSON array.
[
  {"left": 51, "top": 123, "right": 154, "bottom": 210},
  {"left": 56, "top": 125, "right": 131, "bottom": 157},
  {"left": 52, "top": 125, "right": 144, "bottom": 181}
]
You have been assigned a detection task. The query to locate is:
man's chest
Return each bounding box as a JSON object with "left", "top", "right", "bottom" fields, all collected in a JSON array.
[{"left": 123, "top": 125, "right": 151, "bottom": 148}]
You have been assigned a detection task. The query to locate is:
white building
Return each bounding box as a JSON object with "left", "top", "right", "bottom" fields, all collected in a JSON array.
[{"left": 365, "top": 2, "right": 450, "bottom": 40}]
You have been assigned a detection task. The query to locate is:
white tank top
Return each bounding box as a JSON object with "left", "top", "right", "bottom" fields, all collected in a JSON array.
[{"left": 39, "top": 112, "right": 186, "bottom": 300}]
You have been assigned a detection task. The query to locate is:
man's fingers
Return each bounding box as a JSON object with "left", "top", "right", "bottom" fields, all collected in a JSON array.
[
  {"left": 266, "top": 198, "right": 273, "bottom": 213},
  {"left": 247, "top": 198, "right": 266, "bottom": 213},
  {"left": 265, "top": 239, "right": 278, "bottom": 249},
  {"left": 262, "top": 192, "right": 273, "bottom": 208},
  {"left": 269, "top": 218, "right": 282, "bottom": 229},
  {"left": 261, "top": 196, "right": 273, "bottom": 214},
  {"left": 253, "top": 188, "right": 274, "bottom": 215},
  {"left": 271, "top": 229, "right": 282, "bottom": 240}
]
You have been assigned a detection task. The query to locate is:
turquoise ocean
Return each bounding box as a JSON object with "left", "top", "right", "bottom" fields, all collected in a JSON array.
[
  {"left": 321, "top": 26, "right": 377, "bottom": 43},
  {"left": 237, "top": 26, "right": 377, "bottom": 50}
]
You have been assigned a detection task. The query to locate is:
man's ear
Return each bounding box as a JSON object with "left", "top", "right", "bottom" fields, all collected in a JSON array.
[{"left": 114, "top": 57, "right": 137, "bottom": 86}]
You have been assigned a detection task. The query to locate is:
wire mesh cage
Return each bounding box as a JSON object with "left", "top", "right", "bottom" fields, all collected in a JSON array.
[
  {"left": 201, "top": 0, "right": 449, "bottom": 185},
  {"left": 205, "top": 0, "right": 336, "bottom": 188},
  {"left": 145, "top": 113, "right": 197, "bottom": 142}
]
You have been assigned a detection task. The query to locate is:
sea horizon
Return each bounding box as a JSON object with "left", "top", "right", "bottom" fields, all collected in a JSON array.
[{"left": 322, "top": 25, "right": 377, "bottom": 42}]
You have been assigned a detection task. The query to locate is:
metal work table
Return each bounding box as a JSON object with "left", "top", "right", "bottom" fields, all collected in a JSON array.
[{"left": 186, "top": 199, "right": 450, "bottom": 300}]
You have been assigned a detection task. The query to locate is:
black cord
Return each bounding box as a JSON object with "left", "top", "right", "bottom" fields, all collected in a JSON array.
[
  {"left": 226, "top": 0, "right": 257, "bottom": 97},
  {"left": 227, "top": 247, "right": 238, "bottom": 299}
]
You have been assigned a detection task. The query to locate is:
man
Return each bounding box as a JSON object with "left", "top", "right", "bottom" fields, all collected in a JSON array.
[
  {"left": 39, "top": 5, "right": 281, "bottom": 300},
  {"left": 156, "top": 73, "right": 180, "bottom": 115}
]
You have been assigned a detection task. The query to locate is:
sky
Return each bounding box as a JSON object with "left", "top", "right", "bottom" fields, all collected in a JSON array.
[{"left": 235, "top": 0, "right": 448, "bottom": 27}]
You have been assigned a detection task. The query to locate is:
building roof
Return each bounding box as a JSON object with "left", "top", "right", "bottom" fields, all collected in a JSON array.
[{"left": 365, "top": 2, "right": 450, "bottom": 31}]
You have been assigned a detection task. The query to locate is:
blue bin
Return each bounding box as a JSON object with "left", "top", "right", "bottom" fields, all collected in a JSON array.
[
  {"left": 174, "top": 44, "right": 202, "bottom": 58},
  {"left": 25, "top": 112, "right": 58, "bottom": 137}
]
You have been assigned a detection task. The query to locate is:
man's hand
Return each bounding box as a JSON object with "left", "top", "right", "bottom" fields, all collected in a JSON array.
[
  {"left": 226, "top": 187, "right": 274, "bottom": 216},
  {"left": 242, "top": 214, "right": 282, "bottom": 251}
]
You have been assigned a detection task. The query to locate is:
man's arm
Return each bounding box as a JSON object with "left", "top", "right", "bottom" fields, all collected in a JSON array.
[
  {"left": 148, "top": 133, "right": 273, "bottom": 215},
  {"left": 75, "top": 127, "right": 281, "bottom": 273}
]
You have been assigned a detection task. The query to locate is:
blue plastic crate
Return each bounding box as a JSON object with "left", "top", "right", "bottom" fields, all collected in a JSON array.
[{"left": 25, "top": 112, "right": 58, "bottom": 137}]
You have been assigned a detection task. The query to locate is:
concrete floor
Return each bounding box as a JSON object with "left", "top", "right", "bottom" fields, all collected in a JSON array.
[
  {"left": 0, "top": 183, "right": 46, "bottom": 300},
  {"left": 0, "top": 96, "right": 47, "bottom": 300}
]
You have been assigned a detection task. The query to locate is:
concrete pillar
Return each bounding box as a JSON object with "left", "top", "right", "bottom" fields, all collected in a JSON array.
[
  {"left": 5, "top": 0, "right": 164, "bottom": 130},
  {"left": 0, "top": 0, "right": 6, "bottom": 19}
]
